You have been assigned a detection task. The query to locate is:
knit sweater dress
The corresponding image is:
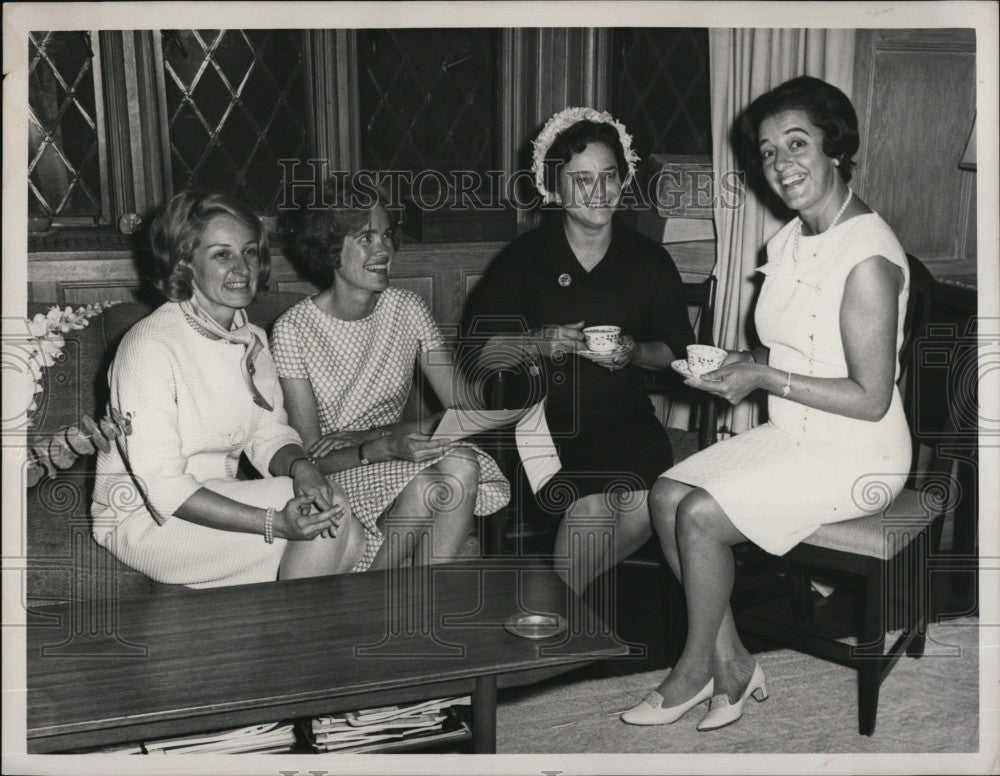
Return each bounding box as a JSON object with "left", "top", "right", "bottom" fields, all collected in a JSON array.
[{"left": 92, "top": 302, "right": 303, "bottom": 587}]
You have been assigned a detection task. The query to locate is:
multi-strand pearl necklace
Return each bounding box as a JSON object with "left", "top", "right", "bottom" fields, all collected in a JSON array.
[{"left": 792, "top": 187, "right": 853, "bottom": 263}]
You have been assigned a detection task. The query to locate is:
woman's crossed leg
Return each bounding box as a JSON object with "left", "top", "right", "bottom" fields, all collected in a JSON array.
[
  {"left": 373, "top": 446, "right": 480, "bottom": 568},
  {"left": 649, "top": 478, "right": 757, "bottom": 705}
]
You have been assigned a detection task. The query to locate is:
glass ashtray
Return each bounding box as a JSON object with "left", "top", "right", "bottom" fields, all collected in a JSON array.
[{"left": 504, "top": 612, "right": 567, "bottom": 640}]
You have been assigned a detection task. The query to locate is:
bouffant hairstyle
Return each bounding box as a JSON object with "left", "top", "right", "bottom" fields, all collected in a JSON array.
[
  {"left": 542, "top": 120, "right": 629, "bottom": 198},
  {"left": 741, "top": 75, "right": 860, "bottom": 183},
  {"left": 147, "top": 191, "right": 270, "bottom": 301},
  {"left": 293, "top": 176, "right": 399, "bottom": 283}
]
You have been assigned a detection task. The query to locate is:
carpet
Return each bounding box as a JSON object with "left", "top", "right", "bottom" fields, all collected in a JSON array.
[{"left": 496, "top": 617, "right": 980, "bottom": 753}]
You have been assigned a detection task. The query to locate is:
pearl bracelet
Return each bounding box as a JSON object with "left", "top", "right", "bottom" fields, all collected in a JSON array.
[{"left": 264, "top": 507, "right": 275, "bottom": 544}]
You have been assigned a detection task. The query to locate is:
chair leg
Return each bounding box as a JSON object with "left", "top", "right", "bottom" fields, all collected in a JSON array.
[
  {"left": 906, "top": 630, "right": 927, "bottom": 658},
  {"left": 789, "top": 564, "right": 813, "bottom": 627},
  {"left": 857, "top": 560, "right": 886, "bottom": 736},
  {"left": 905, "top": 528, "right": 930, "bottom": 658}
]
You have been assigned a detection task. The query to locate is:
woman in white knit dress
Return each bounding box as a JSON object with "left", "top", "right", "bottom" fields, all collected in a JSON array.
[
  {"left": 92, "top": 192, "right": 364, "bottom": 587},
  {"left": 622, "top": 77, "right": 911, "bottom": 731},
  {"left": 272, "top": 179, "right": 509, "bottom": 572}
]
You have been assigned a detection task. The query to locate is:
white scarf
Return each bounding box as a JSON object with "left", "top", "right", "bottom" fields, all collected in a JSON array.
[{"left": 178, "top": 297, "right": 274, "bottom": 412}]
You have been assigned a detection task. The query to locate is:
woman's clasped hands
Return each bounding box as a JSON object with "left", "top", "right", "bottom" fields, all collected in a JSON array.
[
  {"left": 287, "top": 462, "right": 350, "bottom": 539},
  {"left": 277, "top": 493, "right": 346, "bottom": 540},
  {"left": 687, "top": 350, "right": 762, "bottom": 405}
]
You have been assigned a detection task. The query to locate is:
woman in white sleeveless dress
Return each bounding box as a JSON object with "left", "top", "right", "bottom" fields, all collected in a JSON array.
[{"left": 622, "top": 77, "right": 911, "bottom": 731}]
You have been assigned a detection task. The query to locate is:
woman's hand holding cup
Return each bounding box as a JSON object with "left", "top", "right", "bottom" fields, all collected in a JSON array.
[
  {"left": 533, "top": 321, "right": 586, "bottom": 360},
  {"left": 583, "top": 325, "right": 621, "bottom": 353},
  {"left": 686, "top": 344, "right": 728, "bottom": 377},
  {"left": 685, "top": 345, "right": 762, "bottom": 404}
]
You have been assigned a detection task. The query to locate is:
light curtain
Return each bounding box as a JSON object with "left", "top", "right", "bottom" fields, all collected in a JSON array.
[{"left": 708, "top": 28, "right": 856, "bottom": 435}]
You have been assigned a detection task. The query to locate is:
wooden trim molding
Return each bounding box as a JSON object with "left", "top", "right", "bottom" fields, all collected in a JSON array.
[
  {"left": 89, "top": 32, "right": 112, "bottom": 226},
  {"left": 28, "top": 240, "right": 506, "bottom": 324},
  {"left": 500, "top": 28, "right": 611, "bottom": 230},
  {"left": 303, "top": 30, "right": 361, "bottom": 174},
  {"left": 499, "top": 29, "right": 521, "bottom": 182},
  {"left": 852, "top": 27, "right": 977, "bottom": 277},
  {"left": 872, "top": 28, "right": 976, "bottom": 52},
  {"left": 98, "top": 31, "right": 168, "bottom": 222},
  {"left": 97, "top": 31, "right": 131, "bottom": 224}
]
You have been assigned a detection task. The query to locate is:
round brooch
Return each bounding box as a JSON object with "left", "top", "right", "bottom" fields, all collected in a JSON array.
[{"left": 558, "top": 273, "right": 572, "bottom": 287}]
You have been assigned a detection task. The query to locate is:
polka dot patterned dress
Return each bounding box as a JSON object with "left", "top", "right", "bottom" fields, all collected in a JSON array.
[{"left": 272, "top": 287, "right": 510, "bottom": 571}]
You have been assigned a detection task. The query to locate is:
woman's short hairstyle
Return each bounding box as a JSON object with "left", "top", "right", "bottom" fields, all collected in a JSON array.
[
  {"left": 542, "top": 120, "right": 629, "bottom": 198},
  {"left": 742, "top": 75, "right": 860, "bottom": 183},
  {"left": 294, "top": 176, "right": 399, "bottom": 283},
  {"left": 147, "top": 190, "right": 270, "bottom": 301}
]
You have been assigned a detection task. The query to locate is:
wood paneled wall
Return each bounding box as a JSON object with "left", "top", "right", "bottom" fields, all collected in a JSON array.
[
  {"left": 852, "top": 29, "right": 977, "bottom": 280},
  {"left": 27, "top": 240, "right": 505, "bottom": 327}
]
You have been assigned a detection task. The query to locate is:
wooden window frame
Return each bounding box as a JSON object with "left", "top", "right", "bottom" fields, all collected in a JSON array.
[{"left": 31, "top": 27, "right": 614, "bottom": 238}]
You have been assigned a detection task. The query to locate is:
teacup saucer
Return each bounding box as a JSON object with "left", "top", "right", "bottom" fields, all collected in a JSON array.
[
  {"left": 578, "top": 340, "right": 634, "bottom": 360},
  {"left": 671, "top": 359, "right": 694, "bottom": 378}
]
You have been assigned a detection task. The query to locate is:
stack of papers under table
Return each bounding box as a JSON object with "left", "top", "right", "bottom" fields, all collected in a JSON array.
[
  {"left": 307, "top": 696, "right": 472, "bottom": 753},
  {"left": 142, "top": 722, "right": 296, "bottom": 754}
]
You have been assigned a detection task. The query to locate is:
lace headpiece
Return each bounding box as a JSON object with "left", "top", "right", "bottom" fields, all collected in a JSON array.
[{"left": 530, "top": 107, "right": 640, "bottom": 204}]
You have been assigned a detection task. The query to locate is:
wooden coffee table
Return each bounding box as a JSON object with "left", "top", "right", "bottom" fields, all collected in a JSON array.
[{"left": 26, "top": 557, "right": 628, "bottom": 753}]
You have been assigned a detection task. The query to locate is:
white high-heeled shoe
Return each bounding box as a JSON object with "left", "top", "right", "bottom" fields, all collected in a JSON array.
[
  {"left": 696, "top": 662, "right": 767, "bottom": 731},
  {"left": 621, "top": 673, "right": 714, "bottom": 725}
]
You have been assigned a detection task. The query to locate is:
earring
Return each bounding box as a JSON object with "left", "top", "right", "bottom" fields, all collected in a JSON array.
[{"left": 833, "top": 159, "right": 840, "bottom": 167}]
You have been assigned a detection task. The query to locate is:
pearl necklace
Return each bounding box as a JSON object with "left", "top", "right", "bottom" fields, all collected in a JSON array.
[
  {"left": 182, "top": 309, "right": 218, "bottom": 340},
  {"left": 181, "top": 310, "right": 255, "bottom": 374},
  {"left": 792, "top": 187, "right": 853, "bottom": 262}
]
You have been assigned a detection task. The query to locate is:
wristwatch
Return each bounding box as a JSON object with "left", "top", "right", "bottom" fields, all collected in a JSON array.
[{"left": 358, "top": 443, "right": 371, "bottom": 466}]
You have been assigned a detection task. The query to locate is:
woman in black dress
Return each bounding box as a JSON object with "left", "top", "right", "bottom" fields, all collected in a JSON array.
[{"left": 463, "top": 108, "right": 694, "bottom": 594}]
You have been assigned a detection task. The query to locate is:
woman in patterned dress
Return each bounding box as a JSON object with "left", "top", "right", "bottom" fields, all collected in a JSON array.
[
  {"left": 272, "top": 180, "right": 510, "bottom": 572},
  {"left": 622, "top": 77, "right": 911, "bottom": 731}
]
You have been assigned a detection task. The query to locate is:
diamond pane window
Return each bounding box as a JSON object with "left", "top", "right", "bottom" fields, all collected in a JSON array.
[
  {"left": 612, "top": 28, "right": 712, "bottom": 161},
  {"left": 28, "top": 31, "right": 105, "bottom": 220},
  {"left": 162, "top": 29, "right": 309, "bottom": 213},
  {"left": 358, "top": 29, "right": 499, "bottom": 179}
]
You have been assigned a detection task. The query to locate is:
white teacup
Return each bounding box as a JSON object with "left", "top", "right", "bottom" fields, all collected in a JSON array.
[
  {"left": 583, "top": 325, "right": 621, "bottom": 353},
  {"left": 687, "top": 344, "right": 727, "bottom": 376}
]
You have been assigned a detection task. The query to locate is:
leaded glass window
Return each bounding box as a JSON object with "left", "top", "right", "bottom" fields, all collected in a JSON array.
[
  {"left": 161, "top": 29, "right": 309, "bottom": 213},
  {"left": 357, "top": 29, "right": 500, "bottom": 178},
  {"left": 28, "top": 31, "right": 107, "bottom": 222},
  {"left": 612, "top": 28, "right": 712, "bottom": 160}
]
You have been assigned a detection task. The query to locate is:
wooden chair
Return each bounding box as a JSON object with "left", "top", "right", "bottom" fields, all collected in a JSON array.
[
  {"left": 645, "top": 274, "right": 720, "bottom": 457},
  {"left": 731, "top": 253, "right": 951, "bottom": 736}
]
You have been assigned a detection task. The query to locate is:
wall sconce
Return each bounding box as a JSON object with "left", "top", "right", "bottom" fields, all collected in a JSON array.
[{"left": 959, "top": 114, "right": 976, "bottom": 171}]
